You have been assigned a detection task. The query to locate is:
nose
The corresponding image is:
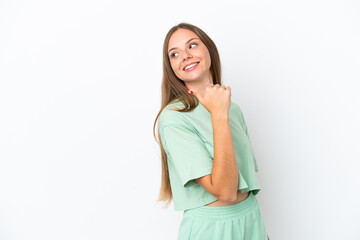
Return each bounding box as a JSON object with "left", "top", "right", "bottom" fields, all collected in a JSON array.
[{"left": 182, "top": 49, "right": 192, "bottom": 60}]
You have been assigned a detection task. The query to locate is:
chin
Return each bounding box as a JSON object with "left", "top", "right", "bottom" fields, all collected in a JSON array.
[{"left": 185, "top": 72, "right": 204, "bottom": 80}]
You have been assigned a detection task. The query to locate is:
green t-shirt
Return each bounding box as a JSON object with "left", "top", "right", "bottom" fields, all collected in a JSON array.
[{"left": 159, "top": 99, "right": 261, "bottom": 211}]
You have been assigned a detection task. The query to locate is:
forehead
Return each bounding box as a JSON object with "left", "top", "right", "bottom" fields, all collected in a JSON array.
[{"left": 168, "top": 29, "right": 199, "bottom": 50}]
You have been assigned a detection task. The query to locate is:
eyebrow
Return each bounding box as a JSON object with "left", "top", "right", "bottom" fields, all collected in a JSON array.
[{"left": 168, "top": 37, "right": 199, "bottom": 53}]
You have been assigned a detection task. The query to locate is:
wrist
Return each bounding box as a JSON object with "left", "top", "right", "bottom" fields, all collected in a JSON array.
[{"left": 211, "top": 112, "right": 229, "bottom": 121}]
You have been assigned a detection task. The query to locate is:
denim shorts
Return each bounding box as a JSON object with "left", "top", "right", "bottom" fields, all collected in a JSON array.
[{"left": 177, "top": 191, "right": 268, "bottom": 240}]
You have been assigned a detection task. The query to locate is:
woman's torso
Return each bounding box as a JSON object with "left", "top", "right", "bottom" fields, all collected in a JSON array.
[
  {"left": 205, "top": 190, "right": 250, "bottom": 207},
  {"left": 160, "top": 100, "right": 261, "bottom": 211}
]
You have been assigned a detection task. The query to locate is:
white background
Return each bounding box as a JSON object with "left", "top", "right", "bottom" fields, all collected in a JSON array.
[{"left": 1, "top": 0, "right": 359, "bottom": 239}]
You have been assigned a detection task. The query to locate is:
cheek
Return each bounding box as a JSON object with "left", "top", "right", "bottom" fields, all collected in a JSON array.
[
  {"left": 205, "top": 50, "right": 211, "bottom": 61},
  {"left": 171, "top": 61, "right": 181, "bottom": 72},
  {"left": 204, "top": 51, "right": 211, "bottom": 67}
]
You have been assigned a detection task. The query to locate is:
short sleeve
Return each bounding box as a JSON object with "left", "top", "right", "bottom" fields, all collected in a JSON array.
[
  {"left": 161, "top": 123, "right": 214, "bottom": 187},
  {"left": 236, "top": 106, "right": 259, "bottom": 172}
]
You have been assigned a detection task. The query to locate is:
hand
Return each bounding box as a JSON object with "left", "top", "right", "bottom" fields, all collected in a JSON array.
[{"left": 188, "top": 83, "right": 231, "bottom": 116}]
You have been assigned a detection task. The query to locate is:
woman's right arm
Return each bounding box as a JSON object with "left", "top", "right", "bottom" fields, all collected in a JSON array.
[
  {"left": 211, "top": 112, "right": 239, "bottom": 201},
  {"left": 192, "top": 84, "right": 238, "bottom": 202},
  {"left": 195, "top": 111, "right": 239, "bottom": 202}
]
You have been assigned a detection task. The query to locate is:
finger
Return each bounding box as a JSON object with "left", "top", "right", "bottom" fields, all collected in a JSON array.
[{"left": 226, "top": 86, "right": 231, "bottom": 96}]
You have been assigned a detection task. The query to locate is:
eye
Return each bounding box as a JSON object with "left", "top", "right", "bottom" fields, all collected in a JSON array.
[
  {"left": 169, "top": 43, "right": 198, "bottom": 59},
  {"left": 189, "top": 42, "right": 197, "bottom": 49},
  {"left": 170, "top": 52, "right": 178, "bottom": 58}
]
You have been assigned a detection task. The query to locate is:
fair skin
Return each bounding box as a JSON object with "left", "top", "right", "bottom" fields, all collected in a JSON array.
[
  {"left": 168, "top": 28, "right": 270, "bottom": 240},
  {"left": 168, "top": 28, "right": 249, "bottom": 206}
]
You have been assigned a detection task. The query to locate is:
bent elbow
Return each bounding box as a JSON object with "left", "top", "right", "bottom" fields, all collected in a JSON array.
[
  {"left": 218, "top": 192, "right": 238, "bottom": 203},
  {"left": 228, "top": 194, "right": 238, "bottom": 203}
]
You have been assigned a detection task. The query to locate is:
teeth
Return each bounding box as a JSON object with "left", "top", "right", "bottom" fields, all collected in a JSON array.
[{"left": 184, "top": 62, "right": 199, "bottom": 70}]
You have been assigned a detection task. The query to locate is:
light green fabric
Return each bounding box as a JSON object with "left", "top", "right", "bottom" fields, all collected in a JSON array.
[
  {"left": 159, "top": 99, "right": 261, "bottom": 211},
  {"left": 177, "top": 191, "right": 268, "bottom": 240}
]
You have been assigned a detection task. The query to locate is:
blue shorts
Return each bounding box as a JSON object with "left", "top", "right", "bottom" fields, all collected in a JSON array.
[{"left": 177, "top": 191, "right": 268, "bottom": 240}]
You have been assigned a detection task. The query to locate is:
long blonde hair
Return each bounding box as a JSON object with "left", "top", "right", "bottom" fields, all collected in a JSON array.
[{"left": 153, "top": 22, "right": 223, "bottom": 208}]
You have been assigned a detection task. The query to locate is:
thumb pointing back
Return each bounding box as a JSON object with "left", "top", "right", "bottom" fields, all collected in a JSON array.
[{"left": 187, "top": 89, "right": 203, "bottom": 103}]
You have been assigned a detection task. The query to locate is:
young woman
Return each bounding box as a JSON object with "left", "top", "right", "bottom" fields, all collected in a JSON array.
[{"left": 154, "top": 22, "right": 270, "bottom": 240}]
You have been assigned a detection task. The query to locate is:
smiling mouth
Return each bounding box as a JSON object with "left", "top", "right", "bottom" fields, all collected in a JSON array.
[{"left": 183, "top": 62, "right": 200, "bottom": 71}]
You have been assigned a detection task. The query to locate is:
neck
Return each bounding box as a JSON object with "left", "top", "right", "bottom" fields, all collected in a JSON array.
[{"left": 185, "top": 72, "right": 214, "bottom": 97}]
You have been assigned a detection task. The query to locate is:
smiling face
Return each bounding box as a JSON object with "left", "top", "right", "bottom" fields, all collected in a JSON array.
[{"left": 167, "top": 28, "right": 212, "bottom": 84}]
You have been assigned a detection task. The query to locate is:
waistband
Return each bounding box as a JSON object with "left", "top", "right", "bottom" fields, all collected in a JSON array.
[{"left": 183, "top": 191, "right": 258, "bottom": 221}]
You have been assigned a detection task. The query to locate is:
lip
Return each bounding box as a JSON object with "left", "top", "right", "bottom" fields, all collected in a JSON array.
[{"left": 183, "top": 61, "right": 200, "bottom": 71}]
